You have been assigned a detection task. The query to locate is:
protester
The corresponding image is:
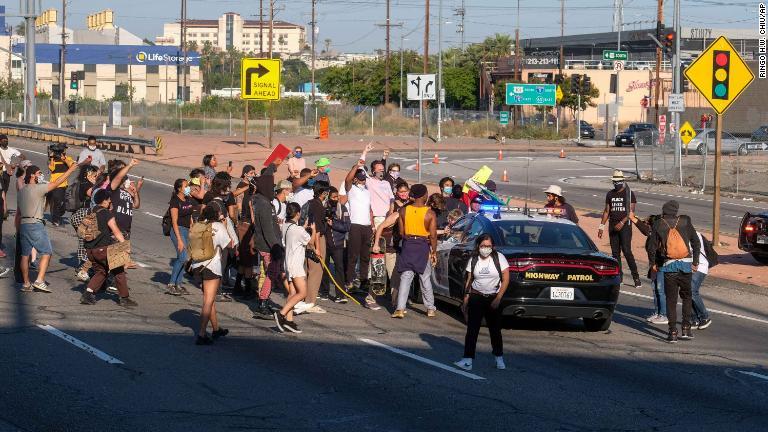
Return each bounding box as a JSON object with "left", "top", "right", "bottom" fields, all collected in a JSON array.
[
  {"left": 77, "top": 136, "right": 107, "bottom": 171},
  {"left": 202, "top": 174, "right": 241, "bottom": 290},
  {"left": 273, "top": 180, "right": 292, "bottom": 224},
  {"left": 46, "top": 144, "right": 75, "bottom": 226},
  {"left": 325, "top": 186, "right": 350, "bottom": 303},
  {"left": 647, "top": 200, "right": 701, "bottom": 343},
  {"left": 274, "top": 202, "right": 315, "bottom": 334},
  {"left": 0, "top": 135, "right": 23, "bottom": 202},
  {"left": 439, "top": 177, "right": 454, "bottom": 200},
  {"left": 167, "top": 178, "right": 196, "bottom": 296},
  {"left": 79, "top": 189, "right": 137, "bottom": 307},
  {"left": 18, "top": 158, "right": 87, "bottom": 292},
  {"left": 448, "top": 184, "right": 468, "bottom": 214},
  {"left": 543, "top": 185, "right": 579, "bottom": 224},
  {"left": 630, "top": 212, "right": 668, "bottom": 325},
  {"left": 469, "top": 196, "right": 483, "bottom": 214},
  {"left": 314, "top": 157, "right": 332, "bottom": 185},
  {"left": 251, "top": 172, "right": 283, "bottom": 319},
  {"left": 290, "top": 184, "right": 329, "bottom": 313},
  {"left": 392, "top": 184, "right": 438, "bottom": 318},
  {"left": 691, "top": 231, "right": 712, "bottom": 330},
  {"left": 368, "top": 158, "right": 395, "bottom": 227},
  {"left": 70, "top": 165, "right": 99, "bottom": 282},
  {"left": 385, "top": 163, "right": 402, "bottom": 189},
  {"left": 428, "top": 193, "right": 448, "bottom": 229},
  {"left": 454, "top": 234, "right": 510, "bottom": 371},
  {"left": 189, "top": 205, "right": 232, "bottom": 345},
  {"left": 290, "top": 168, "right": 316, "bottom": 207},
  {"left": 598, "top": 170, "right": 641, "bottom": 288},
  {"left": 344, "top": 159, "right": 379, "bottom": 307},
  {"left": 287, "top": 146, "right": 306, "bottom": 178},
  {"left": 107, "top": 159, "right": 142, "bottom": 240},
  {"left": 234, "top": 166, "right": 257, "bottom": 298},
  {"left": 201, "top": 154, "right": 217, "bottom": 188}
]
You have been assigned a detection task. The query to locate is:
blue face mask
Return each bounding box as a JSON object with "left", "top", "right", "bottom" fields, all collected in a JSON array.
[
  {"left": 183, "top": 186, "right": 191, "bottom": 196},
  {"left": 443, "top": 186, "right": 453, "bottom": 195},
  {"left": 307, "top": 179, "right": 316, "bottom": 187},
  {"left": 295, "top": 151, "right": 303, "bottom": 158}
]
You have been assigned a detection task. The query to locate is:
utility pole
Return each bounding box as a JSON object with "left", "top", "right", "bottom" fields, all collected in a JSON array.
[
  {"left": 259, "top": 0, "right": 264, "bottom": 55},
  {"left": 437, "top": 0, "right": 443, "bottom": 141},
  {"left": 653, "top": 0, "right": 663, "bottom": 127},
  {"left": 614, "top": 0, "right": 623, "bottom": 138},
  {"left": 454, "top": 0, "right": 465, "bottom": 51},
  {"left": 513, "top": 0, "right": 520, "bottom": 126},
  {"left": 59, "top": 0, "right": 67, "bottom": 108},
  {"left": 268, "top": 0, "right": 275, "bottom": 148},
  {"left": 423, "top": 0, "right": 430, "bottom": 136},
  {"left": 23, "top": 0, "right": 37, "bottom": 124},
  {"left": 672, "top": 0, "right": 682, "bottom": 180},
  {"left": 385, "top": 0, "right": 391, "bottom": 104},
  {"left": 558, "top": 0, "right": 564, "bottom": 134},
  {"left": 311, "top": 0, "right": 317, "bottom": 135}
]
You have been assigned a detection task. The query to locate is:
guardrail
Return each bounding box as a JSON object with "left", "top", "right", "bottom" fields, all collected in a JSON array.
[{"left": 0, "top": 122, "right": 163, "bottom": 155}]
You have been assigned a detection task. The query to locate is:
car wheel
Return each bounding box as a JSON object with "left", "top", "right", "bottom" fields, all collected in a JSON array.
[
  {"left": 751, "top": 253, "right": 768, "bottom": 265},
  {"left": 697, "top": 144, "right": 707, "bottom": 156},
  {"left": 738, "top": 145, "right": 748, "bottom": 156},
  {"left": 583, "top": 317, "right": 612, "bottom": 332},
  {"left": 615, "top": 141, "right": 622, "bottom": 147}
]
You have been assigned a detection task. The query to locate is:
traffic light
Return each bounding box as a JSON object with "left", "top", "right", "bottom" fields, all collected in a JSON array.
[
  {"left": 554, "top": 74, "right": 564, "bottom": 85},
  {"left": 570, "top": 74, "right": 581, "bottom": 94},
  {"left": 68, "top": 100, "right": 76, "bottom": 114},
  {"left": 609, "top": 74, "right": 618, "bottom": 94},
  {"left": 580, "top": 76, "right": 591, "bottom": 93},
  {"left": 663, "top": 31, "right": 675, "bottom": 53},
  {"left": 679, "top": 67, "right": 690, "bottom": 93},
  {"left": 712, "top": 50, "right": 730, "bottom": 100},
  {"left": 655, "top": 21, "right": 663, "bottom": 44},
  {"left": 70, "top": 71, "right": 78, "bottom": 90}
]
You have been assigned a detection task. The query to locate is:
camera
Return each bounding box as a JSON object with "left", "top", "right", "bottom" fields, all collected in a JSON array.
[
  {"left": 305, "top": 249, "right": 321, "bottom": 263},
  {"left": 325, "top": 205, "right": 336, "bottom": 221},
  {"left": 48, "top": 143, "right": 67, "bottom": 159}
]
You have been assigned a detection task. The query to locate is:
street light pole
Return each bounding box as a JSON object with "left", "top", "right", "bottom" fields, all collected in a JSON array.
[
  {"left": 673, "top": 0, "right": 682, "bottom": 184},
  {"left": 23, "top": 0, "right": 37, "bottom": 124},
  {"left": 400, "top": 36, "right": 406, "bottom": 111},
  {"left": 437, "top": 0, "right": 442, "bottom": 142},
  {"left": 614, "top": 0, "right": 623, "bottom": 138}
]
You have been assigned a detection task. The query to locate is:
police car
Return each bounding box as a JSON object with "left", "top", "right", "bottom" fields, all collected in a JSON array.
[{"left": 431, "top": 205, "right": 621, "bottom": 331}]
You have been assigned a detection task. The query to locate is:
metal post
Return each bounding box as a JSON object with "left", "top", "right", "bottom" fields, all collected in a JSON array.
[
  {"left": 370, "top": 107, "right": 374, "bottom": 136},
  {"left": 399, "top": 36, "right": 405, "bottom": 111},
  {"left": 614, "top": 0, "right": 622, "bottom": 138},
  {"left": 268, "top": 0, "right": 275, "bottom": 148},
  {"left": 674, "top": 0, "right": 683, "bottom": 185},
  {"left": 24, "top": 0, "right": 37, "bottom": 124},
  {"left": 244, "top": 100, "right": 248, "bottom": 146},
  {"left": 59, "top": 0, "right": 67, "bottom": 106},
  {"left": 713, "top": 114, "right": 722, "bottom": 245},
  {"left": 418, "top": 100, "right": 423, "bottom": 183},
  {"left": 437, "top": 0, "right": 442, "bottom": 142},
  {"left": 311, "top": 0, "right": 317, "bottom": 135},
  {"left": 577, "top": 93, "right": 581, "bottom": 143}
]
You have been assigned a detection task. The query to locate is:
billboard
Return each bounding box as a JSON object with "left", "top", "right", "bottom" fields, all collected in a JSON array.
[{"left": 12, "top": 44, "right": 201, "bottom": 66}]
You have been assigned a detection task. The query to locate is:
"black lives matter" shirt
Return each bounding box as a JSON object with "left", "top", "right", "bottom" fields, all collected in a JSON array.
[{"left": 605, "top": 188, "right": 636, "bottom": 227}]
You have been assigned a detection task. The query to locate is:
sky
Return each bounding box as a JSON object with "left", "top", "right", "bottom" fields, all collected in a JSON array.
[{"left": 5, "top": 0, "right": 758, "bottom": 52}]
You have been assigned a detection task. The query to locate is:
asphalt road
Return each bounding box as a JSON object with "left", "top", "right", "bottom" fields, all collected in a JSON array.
[{"left": 1, "top": 140, "right": 768, "bottom": 431}]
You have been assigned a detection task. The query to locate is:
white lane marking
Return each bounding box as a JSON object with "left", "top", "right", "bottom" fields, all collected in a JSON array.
[
  {"left": 621, "top": 291, "right": 768, "bottom": 325},
  {"left": 359, "top": 338, "right": 485, "bottom": 381},
  {"left": 127, "top": 174, "right": 173, "bottom": 188},
  {"left": 18, "top": 148, "right": 47, "bottom": 156},
  {"left": 133, "top": 261, "right": 150, "bottom": 268},
  {"left": 737, "top": 370, "right": 768, "bottom": 381},
  {"left": 555, "top": 167, "right": 650, "bottom": 171},
  {"left": 37, "top": 324, "right": 124, "bottom": 365},
  {"left": 144, "top": 211, "right": 164, "bottom": 219}
]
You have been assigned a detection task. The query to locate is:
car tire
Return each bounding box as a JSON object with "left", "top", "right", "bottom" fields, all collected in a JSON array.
[
  {"left": 697, "top": 144, "right": 707, "bottom": 156},
  {"left": 583, "top": 317, "right": 612, "bottom": 332},
  {"left": 614, "top": 141, "right": 622, "bottom": 147},
  {"left": 738, "top": 145, "right": 748, "bottom": 156},
  {"left": 751, "top": 253, "right": 768, "bottom": 265}
]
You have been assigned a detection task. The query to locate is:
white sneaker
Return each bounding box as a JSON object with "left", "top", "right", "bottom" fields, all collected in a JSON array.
[
  {"left": 454, "top": 358, "right": 473, "bottom": 371},
  {"left": 293, "top": 302, "right": 313, "bottom": 315},
  {"left": 649, "top": 315, "right": 669, "bottom": 325},
  {"left": 306, "top": 305, "right": 327, "bottom": 314},
  {"left": 106, "top": 286, "right": 118, "bottom": 294},
  {"left": 645, "top": 314, "right": 659, "bottom": 323},
  {"left": 76, "top": 270, "right": 90, "bottom": 282},
  {"left": 495, "top": 356, "right": 506, "bottom": 370}
]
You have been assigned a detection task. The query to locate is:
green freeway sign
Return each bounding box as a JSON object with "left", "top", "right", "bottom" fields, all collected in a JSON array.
[
  {"left": 602, "top": 50, "right": 628, "bottom": 61},
  {"left": 500, "top": 111, "right": 509, "bottom": 125},
  {"left": 505, "top": 83, "right": 556, "bottom": 106}
]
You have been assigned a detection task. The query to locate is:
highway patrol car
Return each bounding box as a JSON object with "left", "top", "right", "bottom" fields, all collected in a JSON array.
[{"left": 431, "top": 205, "right": 621, "bottom": 331}]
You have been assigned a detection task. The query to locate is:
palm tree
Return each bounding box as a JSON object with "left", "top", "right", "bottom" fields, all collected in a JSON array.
[{"left": 324, "top": 38, "right": 332, "bottom": 58}]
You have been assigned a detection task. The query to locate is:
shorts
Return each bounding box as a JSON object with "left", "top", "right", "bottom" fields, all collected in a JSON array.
[
  {"left": 19, "top": 223, "right": 53, "bottom": 256},
  {"left": 201, "top": 267, "right": 219, "bottom": 281}
]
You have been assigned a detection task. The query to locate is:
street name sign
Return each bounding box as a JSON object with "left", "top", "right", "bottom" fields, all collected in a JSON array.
[
  {"left": 603, "top": 50, "right": 628, "bottom": 61},
  {"left": 505, "top": 83, "right": 556, "bottom": 106},
  {"left": 684, "top": 36, "right": 754, "bottom": 114},
  {"left": 241, "top": 58, "right": 282, "bottom": 100}
]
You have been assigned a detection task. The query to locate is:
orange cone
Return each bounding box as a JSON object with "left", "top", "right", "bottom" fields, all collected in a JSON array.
[
  {"left": 498, "top": 149, "right": 503, "bottom": 160},
  {"left": 433, "top": 153, "right": 440, "bottom": 164},
  {"left": 502, "top": 169, "right": 509, "bottom": 182},
  {"left": 559, "top": 148, "right": 566, "bottom": 158},
  {"left": 415, "top": 161, "right": 420, "bottom": 172}
]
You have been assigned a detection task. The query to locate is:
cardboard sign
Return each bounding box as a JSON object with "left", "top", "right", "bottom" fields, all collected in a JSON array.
[
  {"left": 107, "top": 240, "right": 131, "bottom": 270},
  {"left": 263, "top": 143, "right": 292, "bottom": 167}
]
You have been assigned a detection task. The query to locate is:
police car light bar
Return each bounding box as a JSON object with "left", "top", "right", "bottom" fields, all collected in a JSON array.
[{"left": 504, "top": 207, "right": 565, "bottom": 217}]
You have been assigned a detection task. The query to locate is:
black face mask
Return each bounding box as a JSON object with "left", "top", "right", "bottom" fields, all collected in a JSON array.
[
  {"left": 329, "top": 199, "right": 338, "bottom": 207},
  {"left": 0, "top": 142, "right": 7, "bottom": 149},
  {"left": 613, "top": 182, "right": 624, "bottom": 191}
]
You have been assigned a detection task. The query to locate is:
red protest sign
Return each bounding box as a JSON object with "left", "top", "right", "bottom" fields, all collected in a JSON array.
[{"left": 264, "top": 143, "right": 291, "bottom": 167}]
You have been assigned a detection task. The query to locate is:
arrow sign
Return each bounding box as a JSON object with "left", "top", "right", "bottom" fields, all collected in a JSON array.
[
  {"left": 407, "top": 73, "right": 436, "bottom": 101},
  {"left": 241, "top": 58, "right": 281, "bottom": 101},
  {"left": 244, "top": 64, "right": 270, "bottom": 95},
  {"left": 410, "top": 76, "right": 422, "bottom": 95}
]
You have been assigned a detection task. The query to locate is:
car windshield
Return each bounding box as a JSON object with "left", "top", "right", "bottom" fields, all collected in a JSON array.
[{"left": 493, "top": 220, "right": 594, "bottom": 250}]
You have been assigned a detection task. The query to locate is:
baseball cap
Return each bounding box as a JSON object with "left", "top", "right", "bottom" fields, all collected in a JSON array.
[
  {"left": 354, "top": 170, "right": 367, "bottom": 181},
  {"left": 275, "top": 179, "right": 292, "bottom": 191}
]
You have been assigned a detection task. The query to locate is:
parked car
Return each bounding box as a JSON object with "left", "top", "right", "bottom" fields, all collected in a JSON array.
[
  {"left": 614, "top": 123, "right": 658, "bottom": 147},
  {"left": 738, "top": 212, "right": 768, "bottom": 264},
  {"left": 750, "top": 125, "right": 768, "bottom": 143},
  {"left": 580, "top": 120, "right": 595, "bottom": 139},
  {"left": 687, "top": 129, "right": 749, "bottom": 155}
]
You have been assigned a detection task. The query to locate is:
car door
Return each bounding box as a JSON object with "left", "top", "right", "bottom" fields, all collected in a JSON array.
[
  {"left": 432, "top": 215, "right": 472, "bottom": 297},
  {"left": 447, "top": 216, "right": 485, "bottom": 299},
  {"left": 706, "top": 131, "right": 717, "bottom": 152}
]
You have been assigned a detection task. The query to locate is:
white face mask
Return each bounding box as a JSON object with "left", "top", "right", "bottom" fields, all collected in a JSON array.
[
  {"left": 479, "top": 247, "right": 493, "bottom": 258},
  {"left": 37, "top": 174, "right": 45, "bottom": 183},
  {"left": 87, "top": 144, "right": 97, "bottom": 151}
]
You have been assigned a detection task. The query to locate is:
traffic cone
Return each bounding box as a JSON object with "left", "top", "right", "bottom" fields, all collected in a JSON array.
[
  {"left": 415, "top": 161, "right": 420, "bottom": 172},
  {"left": 498, "top": 149, "right": 503, "bottom": 160},
  {"left": 502, "top": 169, "right": 509, "bottom": 182},
  {"left": 433, "top": 153, "right": 439, "bottom": 164},
  {"left": 559, "top": 148, "right": 566, "bottom": 158}
]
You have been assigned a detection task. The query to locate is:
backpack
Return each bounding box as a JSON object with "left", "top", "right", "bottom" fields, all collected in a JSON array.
[
  {"left": 64, "top": 181, "right": 82, "bottom": 212},
  {"left": 465, "top": 252, "right": 503, "bottom": 292},
  {"left": 161, "top": 209, "right": 171, "bottom": 236},
  {"left": 298, "top": 201, "right": 311, "bottom": 226},
  {"left": 663, "top": 217, "right": 690, "bottom": 260},
  {"left": 187, "top": 221, "right": 215, "bottom": 262},
  {"left": 701, "top": 234, "right": 719, "bottom": 268},
  {"left": 77, "top": 208, "right": 106, "bottom": 242}
]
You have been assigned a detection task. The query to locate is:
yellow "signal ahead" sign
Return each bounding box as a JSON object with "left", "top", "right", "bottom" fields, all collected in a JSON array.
[{"left": 240, "top": 58, "right": 281, "bottom": 101}]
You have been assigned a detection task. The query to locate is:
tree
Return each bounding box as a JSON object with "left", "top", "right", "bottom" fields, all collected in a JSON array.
[
  {"left": 15, "top": 22, "right": 25, "bottom": 36},
  {"left": 558, "top": 76, "right": 599, "bottom": 118},
  {"left": 442, "top": 66, "right": 476, "bottom": 109},
  {"left": 282, "top": 59, "right": 311, "bottom": 92}
]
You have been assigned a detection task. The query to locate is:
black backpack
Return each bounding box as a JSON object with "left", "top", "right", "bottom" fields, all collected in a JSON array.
[
  {"left": 465, "top": 252, "right": 503, "bottom": 292},
  {"left": 701, "top": 234, "right": 719, "bottom": 268},
  {"left": 161, "top": 209, "right": 172, "bottom": 236},
  {"left": 64, "top": 180, "right": 83, "bottom": 212}
]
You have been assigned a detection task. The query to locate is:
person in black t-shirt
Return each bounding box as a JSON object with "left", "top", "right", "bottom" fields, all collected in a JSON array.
[
  {"left": 167, "top": 178, "right": 197, "bottom": 296},
  {"left": 598, "top": 170, "right": 641, "bottom": 288},
  {"left": 80, "top": 189, "right": 136, "bottom": 307},
  {"left": 106, "top": 158, "right": 142, "bottom": 238},
  {"left": 71, "top": 165, "right": 99, "bottom": 282}
]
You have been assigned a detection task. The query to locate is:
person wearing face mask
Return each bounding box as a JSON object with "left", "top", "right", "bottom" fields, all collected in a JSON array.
[
  {"left": 250, "top": 171, "right": 283, "bottom": 319},
  {"left": 77, "top": 136, "right": 107, "bottom": 171},
  {"left": 0, "top": 135, "right": 24, "bottom": 202},
  {"left": 373, "top": 183, "right": 410, "bottom": 305},
  {"left": 105, "top": 159, "right": 141, "bottom": 240},
  {"left": 324, "top": 186, "right": 351, "bottom": 303},
  {"left": 385, "top": 163, "right": 401, "bottom": 190},
  {"left": 272, "top": 180, "right": 292, "bottom": 224},
  {"left": 598, "top": 170, "right": 641, "bottom": 289},
  {"left": 454, "top": 234, "right": 510, "bottom": 371},
  {"left": 166, "top": 178, "right": 196, "bottom": 296},
  {"left": 368, "top": 158, "right": 394, "bottom": 223},
  {"left": 236, "top": 165, "right": 257, "bottom": 219},
  {"left": 287, "top": 146, "right": 306, "bottom": 178},
  {"left": 449, "top": 184, "right": 469, "bottom": 214},
  {"left": 290, "top": 168, "right": 316, "bottom": 207},
  {"left": 314, "top": 157, "right": 332, "bottom": 185},
  {"left": 294, "top": 184, "right": 329, "bottom": 313},
  {"left": 47, "top": 144, "right": 75, "bottom": 226},
  {"left": 344, "top": 160, "right": 378, "bottom": 305},
  {"left": 70, "top": 165, "right": 100, "bottom": 282}
]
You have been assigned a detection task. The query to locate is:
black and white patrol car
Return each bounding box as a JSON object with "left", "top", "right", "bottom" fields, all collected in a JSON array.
[{"left": 431, "top": 206, "right": 621, "bottom": 331}]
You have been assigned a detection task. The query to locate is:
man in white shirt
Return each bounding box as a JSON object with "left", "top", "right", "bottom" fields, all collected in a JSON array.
[
  {"left": 691, "top": 232, "right": 712, "bottom": 330},
  {"left": 0, "top": 134, "right": 23, "bottom": 216},
  {"left": 272, "top": 180, "right": 292, "bottom": 224},
  {"left": 290, "top": 168, "right": 315, "bottom": 207},
  {"left": 344, "top": 160, "right": 379, "bottom": 309},
  {"left": 77, "top": 136, "right": 107, "bottom": 171}
]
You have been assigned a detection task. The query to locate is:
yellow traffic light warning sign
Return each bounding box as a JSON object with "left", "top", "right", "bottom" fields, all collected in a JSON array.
[
  {"left": 679, "top": 121, "right": 696, "bottom": 146},
  {"left": 555, "top": 85, "right": 563, "bottom": 103},
  {"left": 684, "top": 36, "right": 754, "bottom": 115},
  {"left": 241, "top": 58, "right": 281, "bottom": 101}
]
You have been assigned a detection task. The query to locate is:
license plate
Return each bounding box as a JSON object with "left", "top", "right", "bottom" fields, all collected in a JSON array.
[
  {"left": 550, "top": 287, "right": 574, "bottom": 301},
  {"left": 621, "top": 138, "right": 627, "bottom": 142},
  {"left": 758, "top": 235, "right": 768, "bottom": 244}
]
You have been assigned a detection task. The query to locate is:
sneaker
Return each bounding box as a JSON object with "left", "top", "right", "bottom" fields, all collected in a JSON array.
[
  {"left": 426, "top": 309, "right": 436, "bottom": 318},
  {"left": 391, "top": 310, "right": 405, "bottom": 319},
  {"left": 119, "top": 297, "right": 138, "bottom": 308},
  {"left": 334, "top": 295, "right": 349, "bottom": 304},
  {"left": 177, "top": 285, "right": 190, "bottom": 295},
  {"left": 76, "top": 270, "right": 90, "bottom": 282},
  {"left": 212, "top": 328, "right": 229, "bottom": 339},
  {"left": 317, "top": 293, "right": 330, "bottom": 301},
  {"left": 454, "top": 358, "right": 473, "bottom": 371},
  {"left": 697, "top": 318, "right": 712, "bottom": 330},
  {"left": 106, "top": 286, "right": 118, "bottom": 295},
  {"left": 667, "top": 330, "right": 679, "bottom": 344},
  {"left": 293, "top": 301, "right": 313, "bottom": 315},
  {"left": 645, "top": 314, "right": 659, "bottom": 323},
  {"left": 306, "top": 305, "right": 327, "bottom": 314},
  {"left": 0, "top": 249, "right": 7, "bottom": 258},
  {"left": 495, "top": 356, "right": 506, "bottom": 370},
  {"left": 0, "top": 266, "right": 10, "bottom": 278},
  {"left": 633, "top": 278, "right": 642, "bottom": 289},
  {"left": 680, "top": 327, "right": 694, "bottom": 340},
  {"left": 195, "top": 335, "right": 214, "bottom": 345},
  {"left": 80, "top": 291, "right": 97, "bottom": 305},
  {"left": 32, "top": 281, "right": 51, "bottom": 293},
  {"left": 273, "top": 311, "right": 287, "bottom": 332},
  {"left": 649, "top": 315, "right": 669, "bottom": 325},
  {"left": 20, "top": 284, "right": 33, "bottom": 293},
  {"left": 165, "top": 284, "right": 182, "bottom": 296},
  {"left": 216, "top": 293, "right": 233, "bottom": 302},
  {"left": 365, "top": 295, "right": 381, "bottom": 311},
  {"left": 283, "top": 320, "right": 302, "bottom": 334}
]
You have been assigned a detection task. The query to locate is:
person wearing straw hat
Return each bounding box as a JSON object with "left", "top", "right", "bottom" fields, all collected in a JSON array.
[
  {"left": 598, "top": 170, "right": 641, "bottom": 289},
  {"left": 543, "top": 185, "right": 579, "bottom": 224}
]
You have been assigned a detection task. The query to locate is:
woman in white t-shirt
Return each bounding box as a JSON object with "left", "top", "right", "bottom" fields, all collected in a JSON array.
[
  {"left": 274, "top": 202, "right": 316, "bottom": 334},
  {"left": 191, "top": 205, "right": 233, "bottom": 345},
  {"left": 454, "top": 234, "right": 510, "bottom": 372}
]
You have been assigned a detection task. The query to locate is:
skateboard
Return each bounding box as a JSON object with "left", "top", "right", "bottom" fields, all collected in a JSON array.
[{"left": 369, "top": 237, "right": 387, "bottom": 296}]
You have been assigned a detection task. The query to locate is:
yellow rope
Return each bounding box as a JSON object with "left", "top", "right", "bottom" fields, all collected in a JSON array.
[{"left": 319, "top": 258, "right": 362, "bottom": 306}]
